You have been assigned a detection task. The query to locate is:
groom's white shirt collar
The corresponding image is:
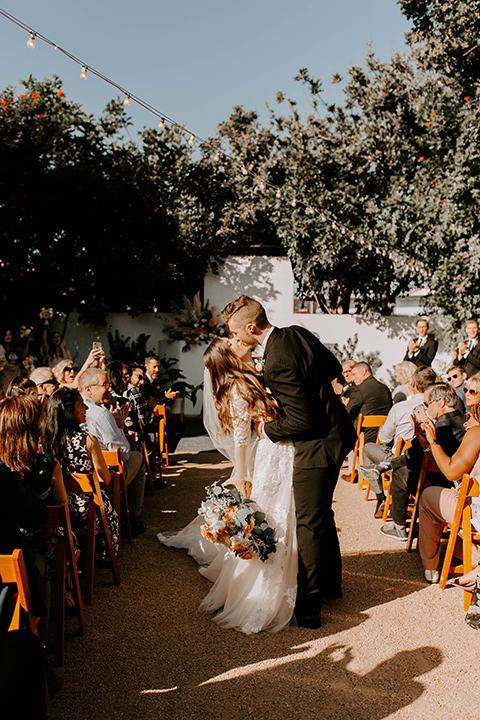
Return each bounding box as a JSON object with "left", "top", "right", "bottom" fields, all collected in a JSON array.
[{"left": 258, "top": 326, "right": 276, "bottom": 353}]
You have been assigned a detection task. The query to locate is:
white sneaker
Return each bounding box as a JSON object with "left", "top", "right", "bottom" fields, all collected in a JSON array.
[{"left": 425, "top": 569, "right": 440, "bottom": 584}]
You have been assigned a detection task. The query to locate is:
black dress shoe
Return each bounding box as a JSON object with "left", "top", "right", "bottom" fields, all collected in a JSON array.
[
  {"left": 296, "top": 615, "right": 322, "bottom": 629},
  {"left": 131, "top": 518, "right": 147, "bottom": 538}
]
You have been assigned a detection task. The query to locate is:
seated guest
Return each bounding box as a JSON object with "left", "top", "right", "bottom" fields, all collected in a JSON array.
[
  {"left": 340, "top": 360, "right": 361, "bottom": 408},
  {"left": 29, "top": 367, "right": 58, "bottom": 397},
  {"left": 358, "top": 366, "right": 435, "bottom": 517},
  {"left": 77, "top": 368, "right": 147, "bottom": 537},
  {"left": 464, "top": 375, "right": 480, "bottom": 412},
  {"left": 419, "top": 405, "right": 480, "bottom": 583},
  {"left": 144, "top": 354, "right": 180, "bottom": 405},
  {"left": 404, "top": 318, "right": 438, "bottom": 367},
  {"left": 346, "top": 362, "right": 393, "bottom": 443},
  {"left": 126, "top": 363, "right": 156, "bottom": 435},
  {"left": 106, "top": 361, "right": 131, "bottom": 411},
  {"left": 380, "top": 382, "right": 466, "bottom": 541},
  {"left": 0, "top": 329, "right": 20, "bottom": 388},
  {"left": 0, "top": 395, "right": 61, "bottom": 646},
  {"left": 53, "top": 359, "right": 79, "bottom": 389},
  {"left": 5, "top": 376, "right": 38, "bottom": 396},
  {"left": 392, "top": 361, "right": 417, "bottom": 404},
  {"left": 144, "top": 354, "right": 184, "bottom": 453},
  {"left": 446, "top": 365, "right": 467, "bottom": 413},
  {"left": 42, "top": 388, "right": 119, "bottom": 555},
  {"left": 454, "top": 318, "right": 480, "bottom": 378}
]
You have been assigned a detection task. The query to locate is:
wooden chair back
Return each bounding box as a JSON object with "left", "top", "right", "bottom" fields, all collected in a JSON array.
[
  {"left": 154, "top": 404, "right": 170, "bottom": 466},
  {"left": 381, "top": 439, "right": 412, "bottom": 520},
  {"left": 0, "top": 548, "right": 38, "bottom": 634},
  {"left": 440, "top": 473, "right": 480, "bottom": 608},
  {"left": 65, "top": 472, "right": 121, "bottom": 605},
  {"left": 406, "top": 453, "right": 442, "bottom": 552},
  {"left": 350, "top": 414, "right": 387, "bottom": 484},
  {"left": 101, "top": 449, "right": 132, "bottom": 545},
  {"left": 44, "top": 502, "right": 86, "bottom": 666}
]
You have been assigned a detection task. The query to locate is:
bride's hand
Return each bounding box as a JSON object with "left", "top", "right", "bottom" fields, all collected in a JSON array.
[{"left": 222, "top": 477, "right": 252, "bottom": 498}]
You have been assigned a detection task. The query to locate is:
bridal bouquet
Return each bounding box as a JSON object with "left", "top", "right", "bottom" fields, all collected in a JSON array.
[{"left": 198, "top": 483, "right": 277, "bottom": 562}]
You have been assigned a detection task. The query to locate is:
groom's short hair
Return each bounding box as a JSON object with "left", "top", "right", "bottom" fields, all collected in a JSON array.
[{"left": 221, "top": 295, "right": 269, "bottom": 329}]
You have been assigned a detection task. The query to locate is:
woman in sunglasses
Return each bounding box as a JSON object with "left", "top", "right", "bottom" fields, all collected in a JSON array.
[{"left": 464, "top": 375, "right": 480, "bottom": 411}]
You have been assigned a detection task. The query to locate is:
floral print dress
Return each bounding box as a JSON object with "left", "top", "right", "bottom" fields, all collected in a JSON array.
[{"left": 64, "top": 431, "right": 119, "bottom": 557}]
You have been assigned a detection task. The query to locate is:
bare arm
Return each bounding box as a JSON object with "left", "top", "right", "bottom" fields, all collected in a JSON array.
[
  {"left": 424, "top": 420, "right": 480, "bottom": 481},
  {"left": 86, "top": 434, "right": 111, "bottom": 486},
  {"left": 50, "top": 462, "right": 68, "bottom": 504}
]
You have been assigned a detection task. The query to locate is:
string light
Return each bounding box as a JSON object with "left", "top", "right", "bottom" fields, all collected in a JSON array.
[
  {"left": 214, "top": 152, "right": 220, "bottom": 162},
  {"left": 276, "top": 189, "right": 281, "bottom": 199},
  {"left": 124, "top": 94, "right": 131, "bottom": 107},
  {"left": 188, "top": 134, "right": 195, "bottom": 146},
  {"left": 158, "top": 118, "right": 165, "bottom": 130},
  {"left": 26, "top": 32, "right": 35, "bottom": 49},
  {"left": 80, "top": 65, "right": 88, "bottom": 80}
]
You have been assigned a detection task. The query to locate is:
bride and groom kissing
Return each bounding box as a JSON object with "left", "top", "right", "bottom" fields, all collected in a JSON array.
[{"left": 159, "top": 294, "right": 356, "bottom": 633}]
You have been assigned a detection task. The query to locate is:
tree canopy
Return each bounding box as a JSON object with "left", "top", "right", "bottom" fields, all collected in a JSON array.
[{"left": 1, "top": 1, "right": 480, "bottom": 339}]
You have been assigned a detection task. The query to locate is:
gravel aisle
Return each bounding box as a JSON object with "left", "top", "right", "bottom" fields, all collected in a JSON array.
[{"left": 49, "top": 449, "right": 480, "bottom": 720}]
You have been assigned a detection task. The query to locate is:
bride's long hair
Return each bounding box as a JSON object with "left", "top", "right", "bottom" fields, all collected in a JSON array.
[{"left": 203, "top": 338, "right": 280, "bottom": 435}]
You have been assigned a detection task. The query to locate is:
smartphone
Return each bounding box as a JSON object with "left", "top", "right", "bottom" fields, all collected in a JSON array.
[
  {"left": 92, "top": 341, "right": 103, "bottom": 351},
  {"left": 413, "top": 404, "right": 427, "bottom": 423}
]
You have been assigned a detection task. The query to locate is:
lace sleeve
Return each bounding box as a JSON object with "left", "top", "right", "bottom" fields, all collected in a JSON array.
[{"left": 229, "top": 386, "right": 252, "bottom": 448}]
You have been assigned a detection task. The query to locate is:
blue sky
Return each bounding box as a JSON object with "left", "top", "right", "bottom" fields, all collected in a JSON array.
[{"left": 0, "top": 1, "right": 411, "bottom": 140}]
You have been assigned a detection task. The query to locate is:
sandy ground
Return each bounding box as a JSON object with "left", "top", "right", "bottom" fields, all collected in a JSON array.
[{"left": 49, "top": 446, "right": 480, "bottom": 720}]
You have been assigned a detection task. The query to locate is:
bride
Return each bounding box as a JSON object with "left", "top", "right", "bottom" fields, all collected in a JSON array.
[{"left": 157, "top": 336, "right": 297, "bottom": 634}]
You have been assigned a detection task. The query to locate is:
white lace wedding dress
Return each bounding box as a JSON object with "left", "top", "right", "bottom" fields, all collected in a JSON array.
[{"left": 157, "top": 386, "right": 297, "bottom": 634}]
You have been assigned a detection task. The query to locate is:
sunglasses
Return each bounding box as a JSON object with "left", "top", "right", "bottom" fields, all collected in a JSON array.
[
  {"left": 447, "top": 373, "right": 461, "bottom": 381},
  {"left": 65, "top": 366, "right": 78, "bottom": 372},
  {"left": 466, "top": 388, "right": 479, "bottom": 396}
]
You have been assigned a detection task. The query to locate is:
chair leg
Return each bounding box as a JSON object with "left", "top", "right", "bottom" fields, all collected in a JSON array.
[
  {"left": 121, "top": 477, "right": 133, "bottom": 544},
  {"left": 143, "top": 441, "right": 155, "bottom": 496},
  {"left": 53, "top": 537, "right": 66, "bottom": 667},
  {"left": 97, "top": 503, "right": 121, "bottom": 587},
  {"left": 84, "top": 502, "right": 96, "bottom": 606},
  {"left": 406, "top": 478, "right": 425, "bottom": 553},
  {"left": 382, "top": 480, "right": 392, "bottom": 522},
  {"left": 350, "top": 442, "right": 359, "bottom": 484},
  {"left": 64, "top": 529, "right": 86, "bottom": 637}
]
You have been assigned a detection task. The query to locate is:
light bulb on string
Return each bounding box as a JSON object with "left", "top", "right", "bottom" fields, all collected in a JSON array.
[
  {"left": 158, "top": 118, "right": 165, "bottom": 130},
  {"left": 80, "top": 66, "right": 88, "bottom": 80},
  {"left": 321, "top": 214, "right": 326, "bottom": 222},
  {"left": 242, "top": 167, "right": 248, "bottom": 176},
  {"left": 124, "top": 94, "right": 131, "bottom": 107},
  {"left": 188, "top": 134, "right": 195, "bottom": 146},
  {"left": 214, "top": 152, "right": 220, "bottom": 162},
  {"left": 26, "top": 32, "right": 36, "bottom": 49},
  {"left": 292, "top": 199, "right": 297, "bottom": 207},
  {"left": 259, "top": 182, "right": 265, "bottom": 191},
  {"left": 276, "top": 189, "right": 281, "bottom": 199}
]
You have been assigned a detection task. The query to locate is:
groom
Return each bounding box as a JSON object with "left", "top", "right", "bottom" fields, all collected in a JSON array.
[{"left": 222, "top": 295, "right": 356, "bottom": 628}]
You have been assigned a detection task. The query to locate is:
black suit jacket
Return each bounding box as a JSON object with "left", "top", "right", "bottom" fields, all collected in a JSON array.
[
  {"left": 346, "top": 375, "right": 393, "bottom": 444},
  {"left": 458, "top": 341, "right": 480, "bottom": 378},
  {"left": 403, "top": 333, "right": 438, "bottom": 367},
  {"left": 263, "top": 326, "right": 357, "bottom": 468}
]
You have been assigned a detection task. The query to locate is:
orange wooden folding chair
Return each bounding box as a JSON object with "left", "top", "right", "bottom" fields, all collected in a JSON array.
[
  {"left": 0, "top": 548, "right": 39, "bottom": 634},
  {"left": 137, "top": 417, "right": 156, "bottom": 495},
  {"left": 406, "top": 454, "right": 442, "bottom": 552},
  {"left": 44, "top": 502, "right": 86, "bottom": 666},
  {"left": 380, "top": 439, "right": 412, "bottom": 519},
  {"left": 350, "top": 414, "right": 387, "bottom": 485},
  {"left": 154, "top": 404, "right": 170, "bottom": 467},
  {"left": 439, "top": 473, "right": 480, "bottom": 609},
  {"left": 102, "top": 449, "right": 132, "bottom": 546},
  {"left": 64, "top": 472, "right": 121, "bottom": 606}
]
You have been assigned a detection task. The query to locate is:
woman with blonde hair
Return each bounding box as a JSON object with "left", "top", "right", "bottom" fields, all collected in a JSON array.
[{"left": 158, "top": 336, "right": 297, "bottom": 634}]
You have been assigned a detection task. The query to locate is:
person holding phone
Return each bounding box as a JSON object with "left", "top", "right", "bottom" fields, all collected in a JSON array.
[
  {"left": 419, "top": 403, "right": 480, "bottom": 582},
  {"left": 380, "top": 382, "right": 466, "bottom": 542}
]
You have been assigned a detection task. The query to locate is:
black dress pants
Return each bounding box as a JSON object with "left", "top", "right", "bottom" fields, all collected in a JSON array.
[{"left": 293, "top": 458, "right": 342, "bottom": 620}]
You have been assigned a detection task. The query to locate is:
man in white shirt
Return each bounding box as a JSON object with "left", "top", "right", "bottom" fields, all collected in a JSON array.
[
  {"left": 358, "top": 366, "right": 437, "bottom": 517},
  {"left": 78, "top": 367, "right": 147, "bottom": 537}
]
